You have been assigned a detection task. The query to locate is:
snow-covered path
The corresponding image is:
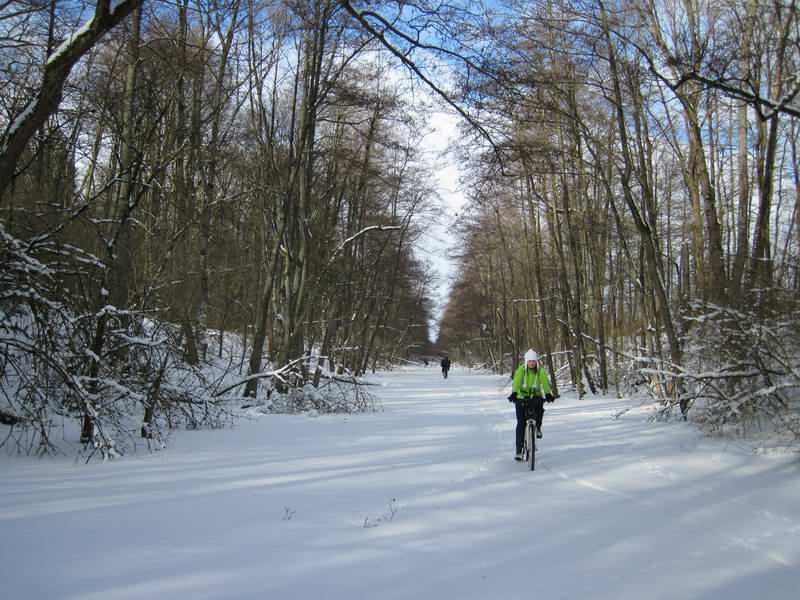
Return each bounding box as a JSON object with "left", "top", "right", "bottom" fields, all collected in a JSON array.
[{"left": 1, "top": 366, "right": 798, "bottom": 599}]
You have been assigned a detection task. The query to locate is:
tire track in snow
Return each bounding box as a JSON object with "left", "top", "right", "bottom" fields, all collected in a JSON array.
[
  {"left": 544, "top": 414, "right": 798, "bottom": 569},
  {"left": 549, "top": 465, "right": 795, "bottom": 568},
  {"left": 559, "top": 415, "right": 800, "bottom": 535},
  {"left": 357, "top": 374, "right": 511, "bottom": 526}
]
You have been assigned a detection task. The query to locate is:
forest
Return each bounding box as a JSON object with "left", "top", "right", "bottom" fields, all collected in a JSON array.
[{"left": 1, "top": 0, "right": 799, "bottom": 456}]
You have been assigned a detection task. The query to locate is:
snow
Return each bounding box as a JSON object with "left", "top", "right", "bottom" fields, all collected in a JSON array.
[
  {"left": 45, "top": 17, "right": 95, "bottom": 67},
  {"left": 1, "top": 97, "right": 39, "bottom": 155},
  {"left": 1, "top": 366, "right": 798, "bottom": 599}
]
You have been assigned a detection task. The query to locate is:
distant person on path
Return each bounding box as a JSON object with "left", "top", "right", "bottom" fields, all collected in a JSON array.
[
  {"left": 508, "top": 349, "right": 554, "bottom": 461},
  {"left": 440, "top": 355, "right": 451, "bottom": 379},
  {"left": 424, "top": 358, "right": 429, "bottom": 370}
]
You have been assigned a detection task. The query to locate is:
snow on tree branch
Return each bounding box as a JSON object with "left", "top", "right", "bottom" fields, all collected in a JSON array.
[{"left": 0, "top": 0, "right": 142, "bottom": 198}]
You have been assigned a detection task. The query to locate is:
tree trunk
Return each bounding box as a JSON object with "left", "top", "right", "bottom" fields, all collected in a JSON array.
[
  {"left": 107, "top": 2, "right": 143, "bottom": 316},
  {"left": 600, "top": 2, "right": 685, "bottom": 409},
  {"left": 0, "top": 1, "right": 142, "bottom": 199},
  {"left": 731, "top": 98, "right": 751, "bottom": 296}
]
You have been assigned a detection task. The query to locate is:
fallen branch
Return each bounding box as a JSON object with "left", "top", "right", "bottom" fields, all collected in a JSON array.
[{"left": 211, "top": 356, "right": 309, "bottom": 398}]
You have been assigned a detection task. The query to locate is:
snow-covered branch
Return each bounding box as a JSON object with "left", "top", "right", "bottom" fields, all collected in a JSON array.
[
  {"left": 211, "top": 356, "right": 310, "bottom": 398},
  {"left": 0, "top": 0, "right": 142, "bottom": 198},
  {"left": 328, "top": 225, "right": 402, "bottom": 263}
]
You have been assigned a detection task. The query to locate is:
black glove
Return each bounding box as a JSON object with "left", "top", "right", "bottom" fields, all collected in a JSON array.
[
  {"left": 545, "top": 393, "right": 555, "bottom": 403},
  {"left": 508, "top": 392, "right": 517, "bottom": 402}
]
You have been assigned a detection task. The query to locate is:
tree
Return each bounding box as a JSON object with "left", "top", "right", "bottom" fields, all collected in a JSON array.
[{"left": 0, "top": 0, "right": 142, "bottom": 199}]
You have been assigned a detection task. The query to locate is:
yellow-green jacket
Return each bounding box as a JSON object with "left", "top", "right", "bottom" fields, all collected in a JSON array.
[{"left": 512, "top": 363, "right": 551, "bottom": 400}]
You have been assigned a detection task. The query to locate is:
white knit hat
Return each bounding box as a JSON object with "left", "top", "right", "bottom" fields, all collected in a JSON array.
[{"left": 524, "top": 349, "right": 539, "bottom": 362}]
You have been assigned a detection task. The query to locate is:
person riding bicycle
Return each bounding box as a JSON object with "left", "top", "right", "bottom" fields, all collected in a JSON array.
[{"left": 508, "top": 349, "right": 555, "bottom": 461}]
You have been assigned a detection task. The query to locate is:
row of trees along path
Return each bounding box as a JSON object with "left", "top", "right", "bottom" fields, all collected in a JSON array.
[{"left": 1, "top": 1, "right": 798, "bottom": 453}]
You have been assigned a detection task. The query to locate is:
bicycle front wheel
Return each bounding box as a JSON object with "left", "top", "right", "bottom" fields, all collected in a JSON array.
[{"left": 525, "top": 420, "right": 535, "bottom": 471}]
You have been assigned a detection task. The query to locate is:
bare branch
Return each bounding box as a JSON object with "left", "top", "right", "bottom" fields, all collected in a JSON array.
[{"left": 0, "top": 0, "right": 143, "bottom": 198}]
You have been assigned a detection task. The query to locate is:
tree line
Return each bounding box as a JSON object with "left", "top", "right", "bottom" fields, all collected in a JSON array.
[
  {"left": 0, "top": 0, "right": 437, "bottom": 455},
  {"left": 433, "top": 0, "right": 799, "bottom": 440},
  {"left": 2, "top": 0, "right": 798, "bottom": 453}
]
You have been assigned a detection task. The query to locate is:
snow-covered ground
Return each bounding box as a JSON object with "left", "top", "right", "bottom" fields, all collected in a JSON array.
[{"left": 1, "top": 366, "right": 798, "bottom": 599}]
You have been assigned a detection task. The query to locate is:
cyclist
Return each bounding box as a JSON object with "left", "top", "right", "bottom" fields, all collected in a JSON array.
[{"left": 508, "top": 349, "right": 555, "bottom": 461}]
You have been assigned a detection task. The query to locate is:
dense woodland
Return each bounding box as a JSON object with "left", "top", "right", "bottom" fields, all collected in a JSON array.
[
  {"left": 1, "top": 0, "right": 798, "bottom": 455},
  {"left": 435, "top": 0, "right": 800, "bottom": 440}
]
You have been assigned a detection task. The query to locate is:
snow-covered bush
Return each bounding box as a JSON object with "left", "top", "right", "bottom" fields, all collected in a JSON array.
[
  {"left": 0, "top": 225, "right": 236, "bottom": 457},
  {"left": 246, "top": 376, "right": 380, "bottom": 415},
  {"left": 677, "top": 300, "right": 800, "bottom": 444}
]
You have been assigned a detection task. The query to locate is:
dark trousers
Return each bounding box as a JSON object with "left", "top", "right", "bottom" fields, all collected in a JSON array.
[
  {"left": 442, "top": 369, "right": 449, "bottom": 379},
  {"left": 515, "top": 397, "right": 544, "bottom": 451}
]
